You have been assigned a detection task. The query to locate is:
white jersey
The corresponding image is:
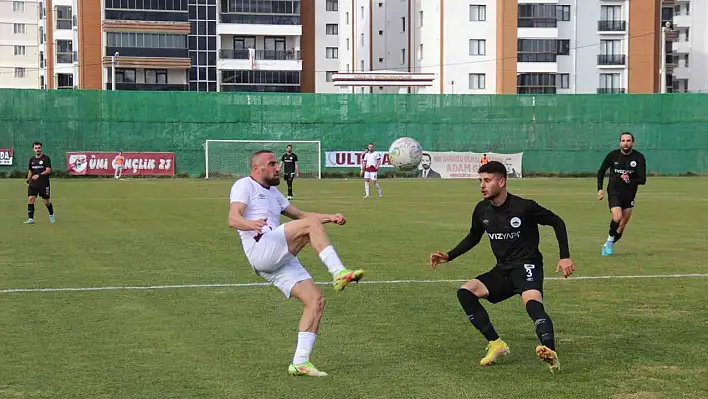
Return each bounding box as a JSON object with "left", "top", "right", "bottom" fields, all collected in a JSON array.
[
  {"left": 229, "top": 177, "right": 290, "bottom": 253},
  {"left": 362, "top": 152, "right": 381, "bottom": 172}
]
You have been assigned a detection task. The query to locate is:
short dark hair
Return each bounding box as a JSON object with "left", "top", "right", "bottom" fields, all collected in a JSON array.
[
  {"left": 620, "top": 132, "right": 634, "bottom": 142},
  {"left": 422, "top": 152, "right": 431, "bottom": 159},
  {"left": 286, "top": 144, "right": 292, "bottom": 148},
  {"left": 250, "top": 150, "right": 273, "bottom": 166},
  {"left": 478, "top": 160, "right": 507, "bottom": 177},
  {"left": 32, "top": 142, "right": 42, "bottom": 147}
]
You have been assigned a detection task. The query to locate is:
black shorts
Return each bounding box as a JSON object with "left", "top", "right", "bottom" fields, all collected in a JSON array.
[
  {"left": 284, "top": 172, "right": 296, "bottom": 181},
  {"left": 608, "top": 193, "right": 635, "bottom": 210},
  {"left": 28, "top": 184, "right": 51, "bottom": 200},
  {"left": 476, "top": 263, "right": 544, "bottom": 304}
]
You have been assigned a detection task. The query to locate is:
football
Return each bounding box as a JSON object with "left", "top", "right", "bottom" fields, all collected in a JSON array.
[{"left": 388, "top": 137, "right": 423, "bottom": 171}]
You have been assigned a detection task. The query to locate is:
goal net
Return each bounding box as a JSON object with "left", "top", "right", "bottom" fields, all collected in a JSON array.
[{"left": 204, "top": 140, "right": 321, "bottom": 179}]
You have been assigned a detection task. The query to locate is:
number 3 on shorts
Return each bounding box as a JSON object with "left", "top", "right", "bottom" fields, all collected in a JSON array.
[{"left": 524, "top": 264, "right": 535, "bottom": 279}]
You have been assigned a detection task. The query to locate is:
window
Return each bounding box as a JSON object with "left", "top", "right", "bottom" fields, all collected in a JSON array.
[
  {"left": 345, "top": 12, "right": 349, "bottom": 24},
  {"left": 326, "top": 47, "right": 338, "bottom": 59},
  {"left": 15, "top": 68, "right": 26, "bottom": 78},
  {"left": 107, "top": 32, "right": 187, "bottom": 48},
  {"left": 14, "top": 23, "right": 26, "bottom": 34},
  {"left": 360, "top": 60, "right": 364, "bottom": 71},
  {"left": 419, "top": 11, "right": 423, "bottom": 27},
  {"left": 57, "top": 73, "right": 73, "bottom": 88},
  {"left": 557, "top": 5, "right": 570, "bottom": 21},
  {"left": 601, "top": 5, "right": 621, "bottom": 20},
  {"left": 39, "top": 26, "right": 44, "bottom": 43},
  {"left": 518, "top": 4, "right": 557, "bottom": 28},
  {"left": 378, "top": 2, "right": 382, "bottom": 7},
  {"left": 360, "top": 6, "right": 364, "bottom": 19},
  {"left": 379, "top": 30, "right": 383, "bottom": 35},
  {"left": 360, "top": 33, "right": 364, "bottom": 47},
  {"left": 517, "top": 39, "right": 569, "bottom": 62},
  {"left": 56, "top": 6, "right": 72, "bottom": 29},
  {"left": 600, "top": 39, "right": 621, "bottom": 55},
  {"left": 326, "top": 24, "right": 338, "bottom": 35},
  {"left": 326, "top": 0, "right": 338, "bottom": 11},
  {"left": 469, "top": 73, "right": 485, "bottom": 90},
  {"left": 402, "top": 17, "right": 406, "bottom": 32},
  {"left": 419, "top": 43, "right": 423, "bottom": 60},
  {"left": 558, "top": 73, "right": 569, "bottom": 89},
  {"left": 145, "top": 69, "right": 168, "bottom": 84},
  {"left": 470, "top": 5, "right": 486, "bottom": 21},
  {"left": 14, "top": 46, "right": 26, "bottom": 56},
  {"left": 346, "top": 63, "right": 349, "bottom": 72},
  {"left": 401, "top": 48, "right": 406, "bottom": 64},
  {"left": 378, "top": 57, "right": 383, "bottom": 63},
  {"left": 13, "top": 1, "right": 25, "bottom": 12},
  {"left": 346, "top": 38, "right": 349, "bottom": 50},
  {"left": 599, "top": 73, "right": 621, "bottom": 89},
  {"left": 326, "top": 71, "right": 335, "bottom": 82},
  {"left": 469, "top": 39, "right": 486, "bottom": 56},
  {"left": 517, "top": 73, "right": 557, "bottom": 94},
  {"left": 56, "top": 40, "right": 73, "bottom": 63}
]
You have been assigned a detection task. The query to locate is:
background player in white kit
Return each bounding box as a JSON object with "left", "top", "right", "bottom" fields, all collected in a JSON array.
[
  {"left": 360, "top": 142, "right": 383, "bottom": 198},
  {"left": 228, "top": 150, "right": 365, "bottom": 377}
]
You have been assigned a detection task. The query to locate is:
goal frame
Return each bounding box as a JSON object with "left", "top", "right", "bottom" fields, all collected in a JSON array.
[{"left": 204, "top": 139, "right": 322, "bottom": 180}]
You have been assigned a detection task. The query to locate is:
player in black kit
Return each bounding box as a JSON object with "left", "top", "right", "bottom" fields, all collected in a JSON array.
[
  {"left": 596, "top": 132, "right": 646, "bottom": 256},
  {"left": 279, "top": 144, "right": 299, "bottom": 200},
  {"left": 429, "top": 161, "right": 575, "bottom": 373},
  {"left": 25, "top": 142, "right": 56, "bottom": 224}
]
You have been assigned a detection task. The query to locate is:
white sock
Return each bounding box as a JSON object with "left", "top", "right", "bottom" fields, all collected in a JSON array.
[
  {"left": 364, "top": 182, "right": 370, "bottom": 196},
  {"left": 319, "top": 245, "right": 345, "bottom": 276},
  {"left": 293, "top": 332, "right": 317, "bottom": 365},
  {"left": 607, "top": 235, "right": 614, "bottom": 242},
  {"left": 375, "top": 183, "right": 382, "bottom": 196}
]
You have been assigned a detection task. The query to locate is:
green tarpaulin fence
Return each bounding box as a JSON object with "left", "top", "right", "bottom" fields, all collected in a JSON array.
[{"left": 1, "top": 89, "right": 707, "bottom": 176}]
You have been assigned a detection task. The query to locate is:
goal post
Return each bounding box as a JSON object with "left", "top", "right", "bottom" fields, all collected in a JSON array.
[{"left": 204, "top": 140, "right": 322, "bottom": 180}]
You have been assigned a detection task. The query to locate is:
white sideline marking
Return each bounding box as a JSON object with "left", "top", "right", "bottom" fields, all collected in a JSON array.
[{"left": 0, "top": 273, "right": 706, "bottom": 294}]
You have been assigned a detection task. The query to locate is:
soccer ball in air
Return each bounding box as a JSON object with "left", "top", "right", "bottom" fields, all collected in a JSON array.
[{"left": 388, "top": 137, "right": 423, "bottom": 171}]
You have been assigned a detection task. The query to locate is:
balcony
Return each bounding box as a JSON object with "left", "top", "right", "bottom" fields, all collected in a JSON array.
[
  {"left": 218, "top": 14, "right": 302, "bottom": 36},
  {"left": 56, "top": 52, "right": 73, "bottom": 64},
  {"left": 105, "top": 47, "right": 189, "bottom": 58},
  {"left": 105, "top": 82, "right": 189, "bottom": 91},
  {"left": 220, "top": 49, "right": 301, "bottom": 61},
  {"left": 597, "top": 88, "right": 626, "bottom": 94},
  {"left": 104, "top": 10, "right": 188, "bottom": 22},
  {"left": 598, "top": 20, "right": 627, "bottom": 32},
  {"left": 517, "top": 53, "right": 557, "bottom": 63},
  {"left": 597, "top": 54, "right": 626, "bottom": 66}
]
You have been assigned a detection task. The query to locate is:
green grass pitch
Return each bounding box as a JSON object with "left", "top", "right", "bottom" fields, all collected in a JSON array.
[{"left": 0, "top": 177, "right": 707, "bottom": 398}]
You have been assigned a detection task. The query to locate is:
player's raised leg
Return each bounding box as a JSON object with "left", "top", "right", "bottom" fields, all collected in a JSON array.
[
  {"left": 457, "top": 278, "right": 510, "bottom": 366},
  {"left": 287, "top": 278, "right": 328, "bottom": 376},
  {"left": 521, "top": 290, "right": 560, "bottom": 373},
  {"left": 283, "top": 217, "right": 364, "bottom": 291}
]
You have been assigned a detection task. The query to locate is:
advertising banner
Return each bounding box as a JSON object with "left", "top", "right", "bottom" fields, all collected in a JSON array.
[
  {"left": 66, "top": 152, "right": 175, "bottom": 176},
  {"left": 325, "top": 150, "right": 523, "bottom": 178},
  {"left": 0, "top": 147, "right": 13, "bottom": 166}
]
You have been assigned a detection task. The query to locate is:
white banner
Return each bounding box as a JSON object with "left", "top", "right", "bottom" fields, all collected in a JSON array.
[
  {"left": 325, "top": 150, "right": 523, "bottom": 178},
  {"left": 325, "top": 150, "right": 393, "bottom": 168},
  {"left": 419, "top": 152, "right": 523, "bottom": 179},
  {"left": 0, "top": 147, "right": 13, "bottom": 166}
]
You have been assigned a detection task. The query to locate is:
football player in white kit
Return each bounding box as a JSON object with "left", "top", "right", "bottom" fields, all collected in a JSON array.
[
  {"left": 360, "top": 142, "right": 383, "bottom": 198},
  {"left": 228, "top": 150, "right": 365, "bottom": 377}
]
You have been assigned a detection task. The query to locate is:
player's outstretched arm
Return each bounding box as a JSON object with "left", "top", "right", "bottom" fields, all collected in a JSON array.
[
  {"left": 528, "top": 201, "right": 575, "bottom": 277},
  {"left": 281, "top": 205, "right": 346, "bottom": 225},
  {"left": 431, "top": 218, "right": 484, "bottom": 268},
  {"left": 228, "top": 202, "right": 266, "bottom": 233}
]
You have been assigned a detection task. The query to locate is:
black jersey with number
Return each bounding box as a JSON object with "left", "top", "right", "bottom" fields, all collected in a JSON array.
[
  {"left": 28, "top": 154, "right": 52, "bottom": 186},
  {"left": 596, "top": 149, "right": 647, "bottom": 197},
  {"left": 446, "top": 193, "right": 570, "bottom": 270},
  {"left": 281, "top": 153, "right": 298, "bottom": 174}
]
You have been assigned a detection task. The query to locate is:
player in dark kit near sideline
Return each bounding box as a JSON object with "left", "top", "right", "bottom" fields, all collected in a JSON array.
[
  {"left": 429, "top": 161, "right": 575, "bottom": 373},
  {"left": 280, "top": 144, "right": 299, "bottom": 200},
  {"left": 596, "top": 132, "right": 647, "bottom": 256},
  {"left": 25, "top": 142, "right": 55, "bottom": 224}
]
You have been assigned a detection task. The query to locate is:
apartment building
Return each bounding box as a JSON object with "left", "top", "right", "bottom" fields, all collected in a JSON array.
[
  {"left": 0, "top": 0, "right": 41, "bottom": 89},
  {"left": 664, "top": 0, "right": 705, "bottom": 92},
  {"left": 335, "top": 0, "right": 662, "bottom": 95}
]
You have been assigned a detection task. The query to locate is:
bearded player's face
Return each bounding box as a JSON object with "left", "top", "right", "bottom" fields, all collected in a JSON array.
[
  {"left": 258, "top": 153, "right": 281, "bottom": 186},
  {"left": 620, "top": 134, "right": 634, "bottom": 152}
]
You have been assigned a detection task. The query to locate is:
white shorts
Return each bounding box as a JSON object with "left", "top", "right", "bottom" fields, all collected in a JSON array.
[
  {"left": 245, "top": 224, "right": 312, "bottom": 298},
  {"left": 364, "top": 171, "right": 378, "bottom": 180}
]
